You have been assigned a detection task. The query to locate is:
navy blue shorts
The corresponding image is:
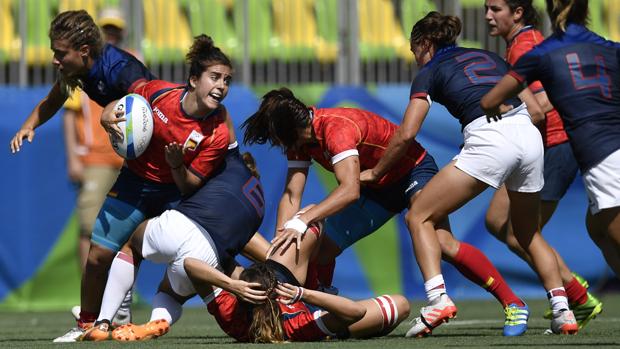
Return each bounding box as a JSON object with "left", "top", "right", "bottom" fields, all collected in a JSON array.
[
  {"left": 91, "top": 167, "right": 181, "bottom": 251},
  {"left": 325, "top": 153, "right": 439, "bottom": 251},
  {"left": 541, "top": 142, "right": 579, "bottom": 202}
]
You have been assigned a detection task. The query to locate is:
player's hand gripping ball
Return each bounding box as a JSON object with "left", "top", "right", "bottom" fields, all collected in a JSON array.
[{"left": 110, "top": 94, "right": 154, "bottom": 159}]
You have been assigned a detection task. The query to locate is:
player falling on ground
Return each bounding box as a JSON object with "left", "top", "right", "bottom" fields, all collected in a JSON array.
[{"left": 242, "top": 87, "right": 531, "bottom": 336}]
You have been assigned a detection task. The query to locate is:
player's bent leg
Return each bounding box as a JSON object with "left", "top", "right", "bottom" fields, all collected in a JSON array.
[{"left": 348, "top": 295, "right": 410, "bottom": 338}]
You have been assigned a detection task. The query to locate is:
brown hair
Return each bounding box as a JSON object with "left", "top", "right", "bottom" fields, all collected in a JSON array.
[
  {"left": 239, "top": 263, "right": 284, "bottom": 343},
  {"left": 504, "top": 0, "right": 541, "bottom": 27},
  {"left": 186, "top": 34, "right": 232, "bottom": 84},
  {"left": 242, "top": 152, "right": 261, "bottom": 179},
  {"left": 50, "top": 10, "right": 103, "bottom": 95},
  {"left": 545, "top": 0, "right": 589, "bottom": 32},
  {"left": 241, "top": 87, "right": 311, "bottom": 150},
  {"left": 410, "top": 11, "right": 462, "bottom": 49}
]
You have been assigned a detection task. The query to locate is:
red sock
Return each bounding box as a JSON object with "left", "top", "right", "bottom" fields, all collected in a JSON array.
[
  {"left": 78, "top": 310, "right": 97, "bottom": 328},
  {"left": 304, "top": 262, "right": 320, "bottom": 290},
  {"left": 316, "top": 259, "right": 336, "bottom": 287},
  {"left": 452, "top": 242, "right": 523, "bottom": 307},
  {"left": 565, "top": 276, "right": 588, "bottom": 305}
]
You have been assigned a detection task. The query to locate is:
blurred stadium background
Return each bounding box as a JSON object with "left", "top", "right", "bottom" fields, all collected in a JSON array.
[{"left": 1, "top": 0, "right": 619, "bottom": 311}]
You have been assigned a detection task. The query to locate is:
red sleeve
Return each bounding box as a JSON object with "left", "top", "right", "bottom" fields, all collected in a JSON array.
[
  {"left": 132, "top": 80, "right": 180, "bottom": 104},
  {"left": 188, "top": 114, "right": 230, "bottom": 179},
  {"left": 507, "top": 32, "right": 545, "bottom": 93},
  {"left": 321, "top": 117, "right": 360, "bottom": 159},
  {"left": 207, "top": 291, "right": 250, "bottom": 342}
]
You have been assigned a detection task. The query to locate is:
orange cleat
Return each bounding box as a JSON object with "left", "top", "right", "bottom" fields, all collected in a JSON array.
[{"left": 112, "top": 319, "right": 170, "bottom": 341}]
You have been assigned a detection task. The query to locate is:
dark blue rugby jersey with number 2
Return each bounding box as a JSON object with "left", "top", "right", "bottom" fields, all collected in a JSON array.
[
  {"left": 509, "top": 23, "right": 620, "bottom": 171},
  {"left": 410, "top": 45, "right": 522, "bottom": 130}
]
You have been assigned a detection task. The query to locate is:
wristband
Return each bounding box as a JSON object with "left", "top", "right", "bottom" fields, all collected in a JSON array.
[
  {"left": 283, "top": 217, "right": 307, "bottom": 234},
  {"left": 290, "top": 286, "right": 304, "bottom": 304}
]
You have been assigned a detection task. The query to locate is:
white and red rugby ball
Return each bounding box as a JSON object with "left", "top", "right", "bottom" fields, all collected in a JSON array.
[{"left": 110, "top": 93, "right": 154, "bottom": 159}]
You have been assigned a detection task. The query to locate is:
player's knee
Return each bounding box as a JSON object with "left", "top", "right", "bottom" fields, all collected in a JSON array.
[{"left": 86, "top": 244, "right": 116, "bottom": 269}]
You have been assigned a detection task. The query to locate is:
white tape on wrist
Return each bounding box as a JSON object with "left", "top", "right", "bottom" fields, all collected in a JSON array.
[{"left": 283, "top": 217, "right": 307, "bottom": 234}]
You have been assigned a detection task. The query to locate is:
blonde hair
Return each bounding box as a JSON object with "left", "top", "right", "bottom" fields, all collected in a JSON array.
[
  {"left": 49, "top": 10, "right": 103, "bottom": 96},
  {"left": 240, "top": 263, "right": 285, "bottom": 343},
  {"left": 545, "top": 0, "right": 589, "bottom": 32}
]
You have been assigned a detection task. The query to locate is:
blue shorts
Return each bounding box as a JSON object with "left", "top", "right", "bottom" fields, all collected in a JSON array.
[
  {"left": 91, "top": 167, "right": 181, "bottom": 251},
  {"left": 541, "top": 142, "right": 579, "bottom": 202},
  {"left": 325, "top": 153, "right": 438, "bottom": 251}
]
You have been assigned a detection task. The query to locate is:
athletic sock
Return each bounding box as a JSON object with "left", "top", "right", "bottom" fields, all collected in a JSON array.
[
  {"left": 317, "top": 259, "right": 336, "bottom": 287},
  {"left": 424, "top": 274, "right": 446, "bottom": 303},
  {"left": 565, "top": 276, "right": 588, "bottom": 305},
  {"left": 151, "top": 291, "right": 183, "bottom": 325},
  {"left": 547, "top": 287, "right": 570, "bottom": 315},
  {"left": 304, "top": 262, "right": 320, "bottom": 290},
  {"left": 78, "top": 310, "right": 97, "bottom": 328},
  {"left": 452, "top": 242, "right": 523, "bottom": 307},
  {"left": 96, "top": 252, "right": 135, "bottom": 322}
]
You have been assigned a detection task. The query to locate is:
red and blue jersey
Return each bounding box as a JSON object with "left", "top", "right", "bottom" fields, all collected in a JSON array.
[
  {"left": 506, "top": 27, "right": 569, "bottom": 147},
  {"left": 410, "top": 45, "right": 522, "bottom": 129},
  {"left": 287, "top": 107, "right": 427, "bottom": 188},
  {"left": 128, "top": 80, "right": 229, "bottom": 183},
  {"left": 207, "top": 290, "right": 329, "bottom": 342},
  {"left": 82, "top": 44, "right": 154, "bottom": 107},
  {"left": 510, "top": 23, "right": 620, "bottom": 171}
]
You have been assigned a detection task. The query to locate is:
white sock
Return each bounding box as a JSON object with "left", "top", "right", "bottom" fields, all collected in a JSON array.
[
  {"left": 547, "top": 287, "right": 569, "bottom": 315},
  {"left": 150, "top": 292, "right": 183, "bottom": 325},
  {"left": 97, "top": 252, "right": 135, "bottom": 322},
  {"left": 424, "top": 274, "right": 446, "bottom": 303}
]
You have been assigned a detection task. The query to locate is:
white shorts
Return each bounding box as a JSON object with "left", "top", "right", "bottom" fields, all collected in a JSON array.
[
  {"left": 455, "top": 104, "right": 544, "bottom": 192},
  {"left": 142, "top": 209, "right": 220, "bottom": 297},
  {"left": 583, "top": 148, "right": 620, "bottom": 214}
]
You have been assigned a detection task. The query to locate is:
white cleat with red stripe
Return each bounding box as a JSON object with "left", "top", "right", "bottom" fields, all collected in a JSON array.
[{"left": 405, "top": 294, "right": 457, "bottom": 338}]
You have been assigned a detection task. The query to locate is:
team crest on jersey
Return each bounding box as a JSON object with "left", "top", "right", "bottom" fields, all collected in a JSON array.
[
  {"left": 184, "top": 130, "right": 205, "bottom": 151},
  {"left": 97, "top": 80, "right": 106, "bottom": 93}
]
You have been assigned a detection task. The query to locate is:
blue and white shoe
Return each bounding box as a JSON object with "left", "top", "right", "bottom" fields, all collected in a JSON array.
[{"left": 503, "top": 303, "right": 529, "bottom": 336}]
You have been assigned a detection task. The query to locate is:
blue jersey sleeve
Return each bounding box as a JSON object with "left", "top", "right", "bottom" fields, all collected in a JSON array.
[
  {"left": 409, "top": 67, "right": 434, "bottom": 102},
  {"left": 510, "top": 49, "right": 542, "bottom": 86}
]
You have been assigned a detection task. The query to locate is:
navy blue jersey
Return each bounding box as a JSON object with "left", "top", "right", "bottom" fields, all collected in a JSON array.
[
  {"left": 81, "top": 44, "right": 155, "bottom": 107},
  {"left": 510, "top": 24, "right": 620, "bottom": 171},
  {"left": 411, "top": 45, "right": 521, "bottom": 129},
  {"left": 174, "top": 147, "right": 265, "bottom": 268}
]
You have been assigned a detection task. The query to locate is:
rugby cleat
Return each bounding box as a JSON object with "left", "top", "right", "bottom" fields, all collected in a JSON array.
[
  {"left": 53, "top": 327, "right": 86, "bottom": 343},
  {"left": 550, "top": 310, "right": 579, "bottom": 335},
  {"left": 405, "top": 294, "right": 458, "bottom": 338},
  {"left": 112, "top": 319, "right": 170, "bottom": 341},
  {"left": 543, "top": 273, "right": 603, "bottom": 329},
  {"left": 503, "top": 303, "right": 529, "bottom": 336},
  {"left": 80, "top": 322, "right": 111, "bottom": 341}
]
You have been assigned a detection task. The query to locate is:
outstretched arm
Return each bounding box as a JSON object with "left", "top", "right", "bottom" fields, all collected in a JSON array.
[
  {"left": 10, "top": 82, "right": 67, "bottom": 153},
  {"left": 481, "top": 74, "right": 525, "bottom": 119}
]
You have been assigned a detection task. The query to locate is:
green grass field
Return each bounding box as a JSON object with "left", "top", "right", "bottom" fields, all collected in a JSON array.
[{"left": 2, "top": 294, "right": 619, "bottom": 349}]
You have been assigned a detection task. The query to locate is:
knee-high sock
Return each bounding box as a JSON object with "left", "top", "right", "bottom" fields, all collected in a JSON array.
[
  {"left": 452, "top": 242, "right": 523, "bottom": 307},
  {"left": 565, "top": 276, "right": 588, "bottom": 305},
  {"left": 150, "top": 291, "right": 183, "bottom": 325},
  {"left": 97, "top": 252, "right": 136, "bottom": 322}
]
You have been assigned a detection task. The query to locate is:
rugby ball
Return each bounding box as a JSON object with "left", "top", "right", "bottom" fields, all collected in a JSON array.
[{"left": 110, "top": 94, "right": 154, "bottom": 159}]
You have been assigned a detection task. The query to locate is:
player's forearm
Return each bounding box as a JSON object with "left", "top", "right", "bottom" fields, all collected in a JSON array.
[
  {"left": 300, "top": 183, "right": 358, "bottom": 226},
  {"left": 276, "top": 192, "right": 302, "bottom": 231},
  {"left": 302, "top": 288, "right": 366, "bottom": 324},
  {"left": 170, "top": 166, "right": 203, "bottom": 196},
  {"left": 372, "top": 128, "right": 412, "bottom": 179},
  {"left": 184, "top": 257, "right": 234, "bottom": 291}
]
